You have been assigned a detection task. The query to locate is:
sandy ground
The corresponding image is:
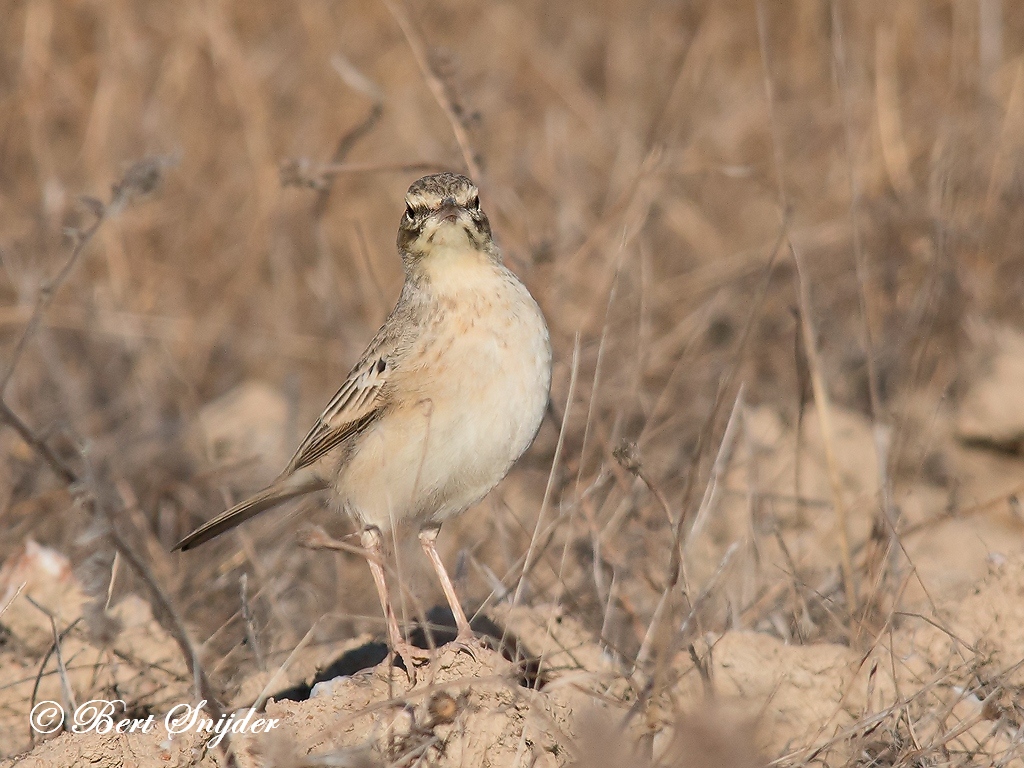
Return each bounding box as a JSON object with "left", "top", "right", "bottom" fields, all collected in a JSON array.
[
  {"left": 4, "top": 339, "right": 1024, "bottom": 766},
  {"left": 3, "top": 2, "right": 1024, "bottom": 766}
]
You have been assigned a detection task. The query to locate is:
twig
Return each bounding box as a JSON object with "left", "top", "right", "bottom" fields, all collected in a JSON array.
[
  {"left": 756, "top": 5, "right": 858, "bottom": 615},
  {"left": 322, "top": 160, "right": 445, "bottom": 176},
  {"left": 895, "top": 482, "right": 1024, "bottom": 541},
  {"left": 508, "top": 334, "right": 580, "bottom": 619},
  {"left": 0, "top": 204, "right": 104, "bottom": 396},
  {"left": 382, "top": 0, "right": 482, "bottom": 180},
  {"left": 104, "top": 516, "right": 237, "bottom": 765},
  {"left": 793, "top": 307, "right": 812, "bottom": 527},
  {"left": 789, "top": 240, "right": 858, "bottom": 614},
  {"left": 311, "top": 102, "right": 384, "bottom": 220},
  {"left": 575, "top": 249, "right": 625, "bottom": 494},
  {"left": 0, "top": 581, "right": 26, "bottom": 619},
  {"left": 613, "top": 443, "right": 675, "bottom": 527},
  {"left": 28, "top": 618, "right": 81, "bottom": 745},
  {"left": 29, "top": 599, "right": 78, "bottom": 715},
  {"left": 831, "top": 1, "right": 899, "bottom": 612},
  {"left": 3, "top": 158, "right": 239, "bottom": 765},
  {"left": 0, "top": 199, "right": 102, "bottom": 484},
  {"left": 250, "top": 619, "right": 322, "bottom": 713},
  {"left": 239, "top": 574, "right": 263, "bottom": 671},
  {"left": 0, "top": 400, "right": 75, "bottom": 483},
  {"left": 685, "top": 384, "right": 746, "bottom": 551},
  {"left": 678, "top": 540, "right": 742, "bottom": 638},
  {"left": 666, "top": 228, "right": 785, "bottom": 612},
  {"left": 633, "top": 576, "right": 672, "bottom": 670},
  {"left": 297, "top": 524, "right": 380, "bottom": 561},
  {"left": 0, "top": 156, "right": 173, "bottom": 483}
]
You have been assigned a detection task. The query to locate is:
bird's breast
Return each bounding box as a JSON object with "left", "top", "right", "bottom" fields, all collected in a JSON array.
[
  {"left": 337, "top": 264, "right": 551, "bottom": 529},
  {"left": 413, "top": 268, "right": 551, "bottom": 471}
]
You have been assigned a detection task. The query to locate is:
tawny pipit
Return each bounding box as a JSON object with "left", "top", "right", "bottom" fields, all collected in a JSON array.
[{"left": 174, "top": 173, "right": 552, "bottom": 666}]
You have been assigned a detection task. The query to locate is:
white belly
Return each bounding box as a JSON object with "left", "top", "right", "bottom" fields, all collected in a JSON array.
[{"left": 336, "top": 267, "right": 551, "bottom": 532}]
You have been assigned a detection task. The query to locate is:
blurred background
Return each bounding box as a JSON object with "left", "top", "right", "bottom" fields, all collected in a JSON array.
[{"left": 4, "top": 1, "right": 1024, "bottom": 762}]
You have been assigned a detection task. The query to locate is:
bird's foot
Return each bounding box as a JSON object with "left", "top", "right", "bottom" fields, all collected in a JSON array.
[
  {"left": 392, "top": 641, "right": 434, "bottom": 683},
  {"left": 448, "top": 631, "right": 488, "bottom": 662}
]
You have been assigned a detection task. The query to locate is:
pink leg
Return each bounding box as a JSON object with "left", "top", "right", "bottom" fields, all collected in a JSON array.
[
  {"left": 361, "top": 527, "right": 430, "bottom": 674},
  {"left": 419, "top": 525, "right": 475, "bottom": 642}
]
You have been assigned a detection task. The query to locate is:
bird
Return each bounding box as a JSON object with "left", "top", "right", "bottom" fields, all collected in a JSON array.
[{"left": 174, "top": 172, "right": 552, "bottom": 670}]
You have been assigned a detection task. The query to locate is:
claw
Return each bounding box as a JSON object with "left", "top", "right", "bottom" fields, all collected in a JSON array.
[
  {"left": 392, "top": 641, "right": 434, "bottom": 683},
  {"left": 449, "top": 632, "right": 488, "bottom": 662}
]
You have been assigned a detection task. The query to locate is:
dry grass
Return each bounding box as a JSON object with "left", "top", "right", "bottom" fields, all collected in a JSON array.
[{"left": 3, "top": 1, "right": 1024, "bottom": 765}]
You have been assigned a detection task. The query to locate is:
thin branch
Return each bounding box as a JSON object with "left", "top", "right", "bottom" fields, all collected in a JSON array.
[
  {"left": 0, "top": 156, "right": 174, "bottom": 483},
  {"left": 685, "top": 384, "right": 746, "bottom": 551},
  {"left": 382, "top": 0, "right": 482, "bottom": 181},
  {"left": 25, "top": 597, "right": 79, "bottom": 714},
  {"left": 321, "top": 160, "right": 446, "bottom": 176},
  {"left": 756, "top": 4, "right": 857, "bottom": 614},
  {"left": 2, "top": 158, "right": 237, "bottom": 764},
  {"left": 28, "top": 617, "right": 81, "bottom": 745},
  {"left": 311, "top": 102, "right": 384, "bottom": 220},
  {"left": 789, "top": 239, "right": 858, "bottom": 615},
  {"left": 509, "top": 334, "right": 580, "bottom": 614},
  {"left": 105, "top": 516, "right": 236, "bottom": 763},
  {"left": 0, "top": 209, "right": 103, "bottom": 396},
  {"left": 830, "top": 1, "right": 899, "bottom": 612},
  {"left": 668, "top": 227, "right": 785, "bottom": 596},
  {"left": 0, "top": 400, "right": 75, "bottom": 483}
]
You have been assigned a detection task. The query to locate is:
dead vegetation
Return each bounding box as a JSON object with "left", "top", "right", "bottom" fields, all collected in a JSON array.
[{"left": 3, "top": 1, "right": 1024, "bottom": 766}]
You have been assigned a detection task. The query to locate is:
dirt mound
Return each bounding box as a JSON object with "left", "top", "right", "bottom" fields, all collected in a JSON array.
[
  {"left": 5, "top": 1, "right": 1024, "bottom": 766},
  {"left": 5, "top": 550, "right": 1024, "bottom": 767}
]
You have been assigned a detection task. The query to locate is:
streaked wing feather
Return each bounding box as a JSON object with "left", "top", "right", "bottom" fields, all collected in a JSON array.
[
  {"left": 286, "top": 351, "right": 391, "bottom": 472},
  {"left": 288, "top": 410, "right": 380, "bottom": 470}
]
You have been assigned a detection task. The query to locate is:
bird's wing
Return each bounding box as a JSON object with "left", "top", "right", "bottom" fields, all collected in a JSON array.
[{"left": 284, "top": 343, "right": 394, "bottom": 473}]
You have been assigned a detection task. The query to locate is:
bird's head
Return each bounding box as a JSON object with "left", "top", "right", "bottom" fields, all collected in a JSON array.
[{"left": 397, "top": 173, "right": 496, "bottom": 270}]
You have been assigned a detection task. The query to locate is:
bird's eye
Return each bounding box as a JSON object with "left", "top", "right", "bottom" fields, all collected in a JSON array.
[
  {"left": 404, "top": 204, "right": 415, "bottom": 221},
  {"left": 469, "top": 194, "right": 480, "bottom": 210}
]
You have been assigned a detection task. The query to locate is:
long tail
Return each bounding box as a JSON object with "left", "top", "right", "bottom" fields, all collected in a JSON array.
[{"left": 173, "top": 474, "right": 328, "bottom": 552}]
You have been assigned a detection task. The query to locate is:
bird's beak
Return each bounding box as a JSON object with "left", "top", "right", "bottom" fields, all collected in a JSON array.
[{"left": 436, "top": 198, "right": 462, "bottom": 223}]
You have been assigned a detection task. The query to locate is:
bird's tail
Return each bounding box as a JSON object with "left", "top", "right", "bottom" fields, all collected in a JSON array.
[{"left": 172, "top": 473, "right": 328, "bottom": 552}]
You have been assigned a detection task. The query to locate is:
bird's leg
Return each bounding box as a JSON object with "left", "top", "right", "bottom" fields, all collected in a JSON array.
[
  {"left": 361, "top": 526, "right": 431, "bottom": 674},
  {"left": 418, "top": 525, "right": 480, "bottom": 651}
]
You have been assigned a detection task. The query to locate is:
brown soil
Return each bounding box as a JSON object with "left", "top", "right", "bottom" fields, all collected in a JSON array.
[{"left": 3, "top": 2, "right": 1024, "bottom": 766}]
